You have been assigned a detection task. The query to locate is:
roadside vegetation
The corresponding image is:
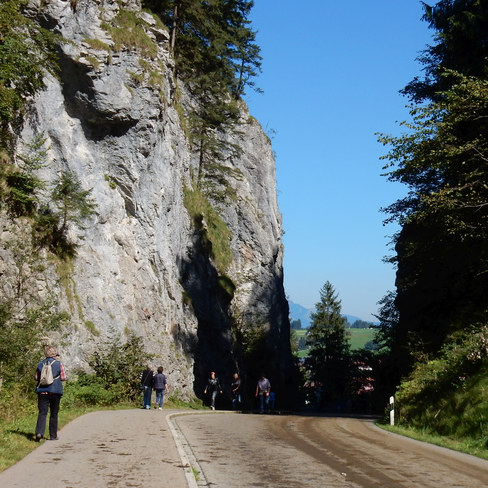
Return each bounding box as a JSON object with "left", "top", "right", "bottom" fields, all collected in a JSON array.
[
  {"left": 0, "top": 396, "right": 205, "bottom": 473},
  {"left": 370, "top": 1, "right": 488, "bottom": 456},
  {"left": 0, "top": 331, "right": 205, "bottom": 473}
]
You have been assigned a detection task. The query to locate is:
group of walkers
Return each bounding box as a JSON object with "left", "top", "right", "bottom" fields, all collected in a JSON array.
[
  {"left": 140, "top": 367, "right": 275, "bottom": 412},
  {"left": 204, "top": 371, "right": 275, "bottom": 413},
  {"left": 33, "top": 345, "right": 275, "bottom": 442},
  {"left": 139, "top": 365, "right": 169, "bottom": 409}
]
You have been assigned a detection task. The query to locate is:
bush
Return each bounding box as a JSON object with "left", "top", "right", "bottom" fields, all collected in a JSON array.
[
  {"left": 395, "top": 325, "right": 488, "bottom": 440},
  {"left": 63, "top": 380, "right": 118, "bottom": 407},
  {"left": 86, "top": 330, "right": 152, "bottom": 403}
]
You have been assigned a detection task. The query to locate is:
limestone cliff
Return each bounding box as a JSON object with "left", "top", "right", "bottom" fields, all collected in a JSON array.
[{"left": 5, "top": 0, "right": 292, "bottom": 402}]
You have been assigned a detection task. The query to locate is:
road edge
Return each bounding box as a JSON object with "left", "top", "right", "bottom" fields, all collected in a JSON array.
[{"left": 167, "top": 411, "right": 223, "bottom": 488}]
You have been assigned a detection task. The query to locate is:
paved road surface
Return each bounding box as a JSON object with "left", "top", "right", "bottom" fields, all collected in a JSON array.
[
  {"left": 174, "top": 413, "right": 488, "bottom": 488},
  {"left": 0, "top": 409, "right": 189, "bottom": 488},
  {"left": 2, "top": 409, "right": 488, "bottom": 488}
]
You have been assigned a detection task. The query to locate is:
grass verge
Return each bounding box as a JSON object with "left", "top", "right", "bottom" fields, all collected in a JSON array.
[
  {"left": 0, "top": 395, "right": 205, "bottom": 473},
  {"left": 377, "top": 421, "right": 488, "bottom": 461},
  {"left": 0, "top": 405, "right": 110, "bottom": 472}
]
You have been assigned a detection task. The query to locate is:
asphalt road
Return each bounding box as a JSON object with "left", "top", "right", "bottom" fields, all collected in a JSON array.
[
  {"left": 2, "top": 409, "right": 488, "bottom": 488},
  {"left": 174, "top": 412, "right": 488, "bottom": 488}
]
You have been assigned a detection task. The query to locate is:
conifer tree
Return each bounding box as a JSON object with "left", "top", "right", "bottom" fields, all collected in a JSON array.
[
  {"left": 143, "top": 0, "right": 261, "bottom": 201},
  {"left": 305, "top": 281, "right": 351, "bottom": 403},
  {"left": 143, "top": 0, "right": 261, "bottom": 97}
]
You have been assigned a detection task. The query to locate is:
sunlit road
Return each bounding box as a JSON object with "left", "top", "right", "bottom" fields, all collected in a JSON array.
[{"left": 174, "top": 412, "right": 488, "bottom": 488}]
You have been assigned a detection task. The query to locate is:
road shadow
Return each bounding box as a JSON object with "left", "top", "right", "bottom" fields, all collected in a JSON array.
[{"left": 230, "top": 409, "right": 381, "bottom": 422}]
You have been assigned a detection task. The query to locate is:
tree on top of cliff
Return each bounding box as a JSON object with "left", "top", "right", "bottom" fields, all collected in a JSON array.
[
  {"left": 143, "top": 1, "right": 262, "bottom": 200},
  {"left": 143, "top": 0, "right": 261, "bottom": 99}
]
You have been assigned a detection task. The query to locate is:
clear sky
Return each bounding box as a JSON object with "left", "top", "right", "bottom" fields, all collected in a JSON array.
[{"left": 245, "top": 1, "right": 435, "bottom": 321}]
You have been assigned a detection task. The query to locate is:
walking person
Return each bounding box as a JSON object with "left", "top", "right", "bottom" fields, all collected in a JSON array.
[
  {"left": 255, "top": 374, "right": 271, "bottom": 414},
  {"left": 140, "top": 365, "right": 154, "bottom": 409},
  {"left": 231, "top": 372, "right": 242, "bottom": 410},
  {"left": 153, "top": 366, "right": 168, "bottom": 410},
  {"left": 204, "top": 371, "right": 222, "bottom": 410},
  {"left": 34, "top": 345, "right": 66, "bottom": 441}
]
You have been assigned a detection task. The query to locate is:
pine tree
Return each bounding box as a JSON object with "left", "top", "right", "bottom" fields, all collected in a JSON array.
[
  {"left": 403, "top": 0, "right": 488, "bottom": 103},
  {"left": 143, "top": 1, "right": 261, "bottom": 200},
  {"left": 143, "top": 0, "right": 261, "bottom": 97},
  {"left": 305, "top": 281, "right": 351, "bottom": 403}
]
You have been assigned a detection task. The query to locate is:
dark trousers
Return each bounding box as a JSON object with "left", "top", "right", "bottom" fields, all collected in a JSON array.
[{"left": 35, "top": 393, "right": 61, "bottom": 439}]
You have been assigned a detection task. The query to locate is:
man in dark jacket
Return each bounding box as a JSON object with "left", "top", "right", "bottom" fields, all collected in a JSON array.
[
  {"left": 140, "top": 365, "right": 154, "bottom": 409},
  {"left": 204, "top": 371, "right": 222, "bottom": 410},
  {"left": 34, "top": 345, "right": 66, "bottom": 441}
]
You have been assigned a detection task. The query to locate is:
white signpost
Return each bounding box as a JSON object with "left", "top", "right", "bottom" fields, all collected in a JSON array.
[{"left": 389, "top": 396, "right": 395, "bottom": 426}]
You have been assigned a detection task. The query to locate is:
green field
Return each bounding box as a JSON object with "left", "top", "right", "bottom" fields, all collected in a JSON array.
[
  {"left": 293, "top": 327, "right": 376, "bottom": 357},
  {"left": 348, "top": 327, "right": 376, "bottom": 350}
]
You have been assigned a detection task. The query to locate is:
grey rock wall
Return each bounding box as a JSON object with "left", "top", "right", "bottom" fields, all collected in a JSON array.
[{"left": 10, "top": 0, "right": 292, "bottom": 401}]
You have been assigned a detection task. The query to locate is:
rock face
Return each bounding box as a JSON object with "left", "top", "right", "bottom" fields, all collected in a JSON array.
[{"left": 11, "top": 0, "right": 292, "bottom": 402}]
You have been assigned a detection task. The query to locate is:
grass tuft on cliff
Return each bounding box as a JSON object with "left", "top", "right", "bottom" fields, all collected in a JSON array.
[{"left": 183, "top": 186, "right": 233, "bottom": 274}]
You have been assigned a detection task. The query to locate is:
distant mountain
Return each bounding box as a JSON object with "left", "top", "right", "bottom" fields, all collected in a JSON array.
[
  {"left": 289, "top": 300, "right": 369, "bottom": 328},
  {"left": 344, "top": 314, "right": 364, "bottom": 325},
  {"left": 289, "top": 301, "right": 313, "bottom": 328}
]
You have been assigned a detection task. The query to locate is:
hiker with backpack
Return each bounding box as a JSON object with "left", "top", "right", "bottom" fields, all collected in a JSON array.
[{"left": 34, "top": 345, "right": 66, "bottom": 441}]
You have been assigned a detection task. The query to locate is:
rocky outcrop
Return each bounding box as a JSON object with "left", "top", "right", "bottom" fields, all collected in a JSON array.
[{"left": 9, "top": 0, "right": 292, "bottom": 402}]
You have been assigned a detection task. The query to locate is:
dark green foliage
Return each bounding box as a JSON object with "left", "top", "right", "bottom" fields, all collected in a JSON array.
[
  {"left": 0, "top": 0, "right": 61, "bottom": 152},
  {"left": 0, "top": 298, "right": 69, "bottom": 393},
  {"left": 0, "top": 135, "right": 47, "bottom": 216},
  {"left": 378, "top": 1, "right": 488, "bottom": 385},
  {"left": 290, "top": 319, "right": 302, "bottom": 330},
  {"left": 395, "top": 326, "right": 488, "bottom": 442},
  {"left": 380, "top": 72, "right": 488, "bottom": 371},
  {"left": 403, "top": 0, "right": 488, "bottom": 103},
  {"left": 297, "top": 335, "right": 307, "bottom": 350},
  {"left": 143, "top": 0, "right": 261, "bottom": 98},
  {"left": 67, "top": 331, "right": 152, "bottom": 406},
  {"left": 305, "top": 281, "right": 351, "bottom": 402},
  {"left": 0, "top": 221, "right": 71, "bottom": 395},
  {"left": 36, "top": 171, "right": 97, "bottom": 257},
  {"left": 350, "top": 319, "right": 373, "bottom": 329},
  {"left": 1, "top": 136, "right": 97, "bottom": 257}
]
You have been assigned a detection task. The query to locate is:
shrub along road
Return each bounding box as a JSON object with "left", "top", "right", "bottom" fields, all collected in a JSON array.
[{"left": 2, "top": 409, "right": 488, "bottom": 487}]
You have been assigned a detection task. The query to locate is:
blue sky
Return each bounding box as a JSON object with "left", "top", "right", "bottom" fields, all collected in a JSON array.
[{"left": 245, "top": 1, "right": 434, "bottom": 321}]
